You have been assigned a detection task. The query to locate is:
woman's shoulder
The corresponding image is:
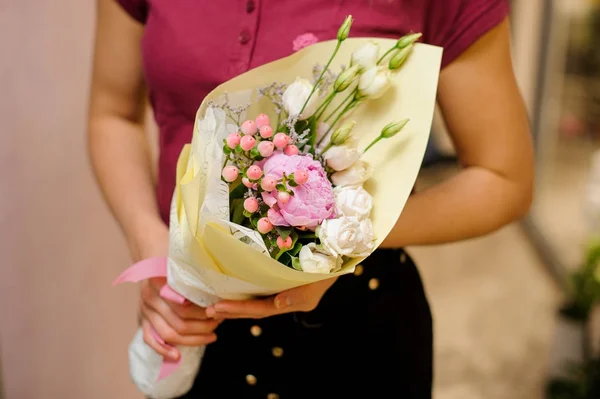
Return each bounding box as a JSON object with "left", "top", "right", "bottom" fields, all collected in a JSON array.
[{"left": 424, "top": 0, "right": 510, "bottom": 68}]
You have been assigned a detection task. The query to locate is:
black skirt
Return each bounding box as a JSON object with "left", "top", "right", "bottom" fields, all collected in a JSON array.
[{"left": 179, "top": 249, "right": 433, "bottom": 399}]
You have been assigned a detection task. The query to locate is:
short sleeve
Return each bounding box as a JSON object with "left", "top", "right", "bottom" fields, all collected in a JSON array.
[
  {"left": 425, "top": 0, "right": 510, "bottom": 68},
  {"left": 114, "top": 0, "right": 148, "bottom": 24}
]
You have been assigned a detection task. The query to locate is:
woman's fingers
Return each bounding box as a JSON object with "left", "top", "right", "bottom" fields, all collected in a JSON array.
[
  {"left": 141, "top": 318, "right": 179, "bottom": 361},
  {"left": 141, "top": 303, "right": 218, "bottom": 347},
  {"left": 143, "top": 278, "right": 209, "bottom": 320},
  {"left": 145, "top": 295, "right": 220, "bottom": 335},
  {"left": 166, "top": 300, "right": 209, "bottom": 321}
]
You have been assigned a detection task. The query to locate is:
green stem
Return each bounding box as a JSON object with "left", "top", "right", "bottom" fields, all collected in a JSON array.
[
  {"left": 362, "top": 136, "right": 383, "bottom": 154},
  {"left": 320, "top": 142, "right": 334, "bottom": 155},
  {"left": 299, "top": 41, "right": 342, "bottom": 117},
  {"left": 222, "top": 153, "right": 231, "bottom": 170},
  {"left": 323, "top": 87, "right": 356, "bottom": 124},
  {"left": 314, "top": 91, "right": 337, "bottom": 120},
  {"left": 377, "top": 46, "right": 396, "bottom": 65},
  {"left": 316, "top": 98, "right": 357, "bottom": 148}
]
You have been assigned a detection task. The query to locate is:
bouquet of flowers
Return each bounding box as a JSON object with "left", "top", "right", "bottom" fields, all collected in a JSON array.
[{"left": 114, "top": 16, "right": 442, "bottom": 399}]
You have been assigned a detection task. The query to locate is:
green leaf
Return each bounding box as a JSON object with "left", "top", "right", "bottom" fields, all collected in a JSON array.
[
  {"left": 223, "top": 144, "right": 232, "bottom": 155},
  {"left": 243, "top": 209, "right": 253, "bottom": 218},
  {"left": 275, "top": 226, "right": 292, "bottom": 240},
  {"left": 250, "top": 148, "right": 261, "bottom": 159},
  {"left": 288, "top": 180, "right": 298, "bottom": 187},
  {"left": 230, "top": 183, "right": 247, "bottom": 199},
  {"left": 235, "top": 145, "right": 243, "bottom": 153},
  {"left": 291, "top": 256, "right": 303, "bottom": 271},
  {"left": 276, "top": 183, "right": 287, "bottom": 192},
  {"left": 230, "top": 199, "right": 246, "bottom": 225},
  {"left": 278, "top": 252, "right": 293, "bottom": 266},
  {"left": 289, "top": 240, "right": 303, "bottom": 257}
]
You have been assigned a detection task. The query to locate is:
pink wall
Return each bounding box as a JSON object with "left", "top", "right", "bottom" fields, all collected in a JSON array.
[{"left": 1, "top": 1, "right": 144, "bottom": 398}]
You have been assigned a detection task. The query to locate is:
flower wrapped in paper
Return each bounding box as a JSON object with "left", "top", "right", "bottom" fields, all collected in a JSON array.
[{"left": 114, "top": 17, "right": 442, "bottom": 399}]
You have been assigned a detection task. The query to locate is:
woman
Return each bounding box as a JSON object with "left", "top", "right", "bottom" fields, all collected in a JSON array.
[{"left": 88, "top": 0, "right": 533, "bottom": 397}]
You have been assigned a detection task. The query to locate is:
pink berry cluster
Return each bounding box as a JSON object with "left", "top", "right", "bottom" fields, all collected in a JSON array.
[
  {"left": 223, "top": 114, "right": 299, "bottom": 162},
  {"left": 221, "top": 113, "right": 310, "bottom": 250}
]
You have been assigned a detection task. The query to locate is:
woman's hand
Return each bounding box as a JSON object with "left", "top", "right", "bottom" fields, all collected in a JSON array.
[
  {"left": 140, "top": 277, "right": 221, "bottom": 361},
  {"left": 205, "top": 277, "right": 338, "bottom": 319}
]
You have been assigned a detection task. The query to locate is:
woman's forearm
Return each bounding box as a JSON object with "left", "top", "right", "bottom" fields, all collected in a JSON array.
[
  {"left": 381, "top": 166, "right": 533, "bottom": 248},
  {"left": 88, "top": 115, "right": 168, "bottom": 261}
]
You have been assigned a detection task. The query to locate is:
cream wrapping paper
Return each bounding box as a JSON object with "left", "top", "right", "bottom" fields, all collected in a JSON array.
[{"left": 124, "top": 38, "right": 442, "bottom": 399}]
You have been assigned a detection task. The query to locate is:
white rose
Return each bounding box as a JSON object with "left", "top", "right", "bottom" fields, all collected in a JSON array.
[
  {"left": 358, "top": 66, "right": 391, "bottom": 99},
  {"left": 317, "top": 216, "right": 362, "bottom": 257},
  {"left": 334, "top": 185, "right": 373, "bottom": 220},
  {"left": 351, "top": 41, "right": 380, "bottom": 70},
  {"left": 322, "top": 137, "right": 361, "bottom": 171},
  {"left": 353, "top": 218, "right": 375, "bottom": 257},
  {"left": 331, "top": 160, "right": 371, "bottom": 187},
  {"left": 298, "top": 243, "right": 342, "bottom": 274},
  {"left": 282, "top": 78, "right": 320, "bottom": 120}
]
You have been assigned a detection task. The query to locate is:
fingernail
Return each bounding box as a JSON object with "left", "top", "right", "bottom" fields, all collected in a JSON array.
[
  {"left": 206, "top": 307, "right": 216, "bottom": 317},
  {"left": 213, "top": 303, "right": 227, "bottom": 311},
  {"left": 168, "top": 349, "right": 179, "bottom": 360},
  {"left": 275, "top": 296, "right": 292, "bottom": 309}
]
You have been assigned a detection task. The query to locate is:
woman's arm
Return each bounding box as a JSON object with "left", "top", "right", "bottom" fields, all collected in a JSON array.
[
  {"left": 382, "top": 17, "right": 534, "bottom": 247},
  {"left": 88, "top": 0, "right": 219, "bottom": 361},
  {"left": 87, "top": 0, "right": 167, "bottom": 259}
]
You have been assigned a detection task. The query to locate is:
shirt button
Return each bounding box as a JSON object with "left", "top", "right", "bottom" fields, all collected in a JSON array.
[
  {"left": 354, "top": 264, "right": 364, "bottom": 276},
  {"left": 246, "top": 374, "right": 257, "bottom": 385},
  {"left": 250, "top": 325, "right": 262, "bottom": 337},
  {"left": 368, "top": 278, "right": 379, "bottom": 290},
  {"left": 267, "top": 394, "right": 280, "bottom": 399},
  {"left": 272, "top": 347, "right": 284, "bottom": 358},
  {"left": 246, "top": 0, "right": 256, "bottom": 13},
  {"left": 239, "top": 30, "right": 251, "bottom": 45},
  {"left": 400, "top": 253, "right": 407, "bottom": 263}
]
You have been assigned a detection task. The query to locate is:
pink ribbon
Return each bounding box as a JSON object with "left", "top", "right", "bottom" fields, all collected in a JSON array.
[{"left": 113, "top": 257, "right": 187, "bottom": 381}]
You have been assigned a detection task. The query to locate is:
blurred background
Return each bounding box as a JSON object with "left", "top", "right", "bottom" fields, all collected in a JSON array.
[{"left": 2, "top": 0, "right": 600, "bottom": 398}]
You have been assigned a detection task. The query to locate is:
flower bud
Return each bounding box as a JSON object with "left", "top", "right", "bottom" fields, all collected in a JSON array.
[
  {"left": 333, "top": 64, "right": 360, "bottom": 92},
  {"left": 351, "top": 41, "right": 380, "bottom": 71},
  {"left": 388, "top": 45, "right": 413, "bottom": 70},
  {"left": 282, "top": 78, "right": 320, "bottom": 120},
  {"left": 381, "top": 119, "right": 409, "bottom": 139},
  {"left": 358, "top": 66, "right": 391, "bottom": 99},
  {"left": 331, "top": 121, "right": 356, "bottom": 146},
  {"left": 395, "top": 32, "right": 422, "bottom": 49},
  {"left": 337, "top": 15, "right": 353, "bottom": 41}
]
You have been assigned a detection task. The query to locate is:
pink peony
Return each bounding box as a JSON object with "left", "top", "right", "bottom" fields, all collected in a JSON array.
[
  {"left": 293, "top": 33, "right": 319, "bottom": 52},
  {"left": 260, "top": 152, "right": 335, "bottom": 230}
]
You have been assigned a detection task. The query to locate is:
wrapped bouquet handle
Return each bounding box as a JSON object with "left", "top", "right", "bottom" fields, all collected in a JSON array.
[{"left": 113, "top": 258, "right": 206, "bottom": 399}]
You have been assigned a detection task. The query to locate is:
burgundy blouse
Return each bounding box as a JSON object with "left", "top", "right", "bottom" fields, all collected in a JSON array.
[{"left": 115, "top": 0, "right": 509, "bottom": 224}]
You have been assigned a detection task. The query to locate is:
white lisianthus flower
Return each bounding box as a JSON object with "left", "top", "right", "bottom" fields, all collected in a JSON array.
[
  {"left": 331, "top": 160, "right": 371, "bottom": 187},
  {"left": 358, "top": 66, "right": 391, "bottom": 99},
  {"left": 298, "top": 243, "right": 342, "bottom": 274},
  {"left": 351, "top": 41, "right": 380, "bottom": 70},
  {"left": 317, "top": 216, "right": 362, "bottom": 257},
  {"left": 282, "top": 78, "right": 320, "bottom": 120},
  {"left": 323, "top": 137, "right": 361, "bottom": 171},
  {"left": 334, "top": 185, "right": 373, "bottom": 220},
  {"left": 353, "top": 218, "right": 375, "bottom": 257}
]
